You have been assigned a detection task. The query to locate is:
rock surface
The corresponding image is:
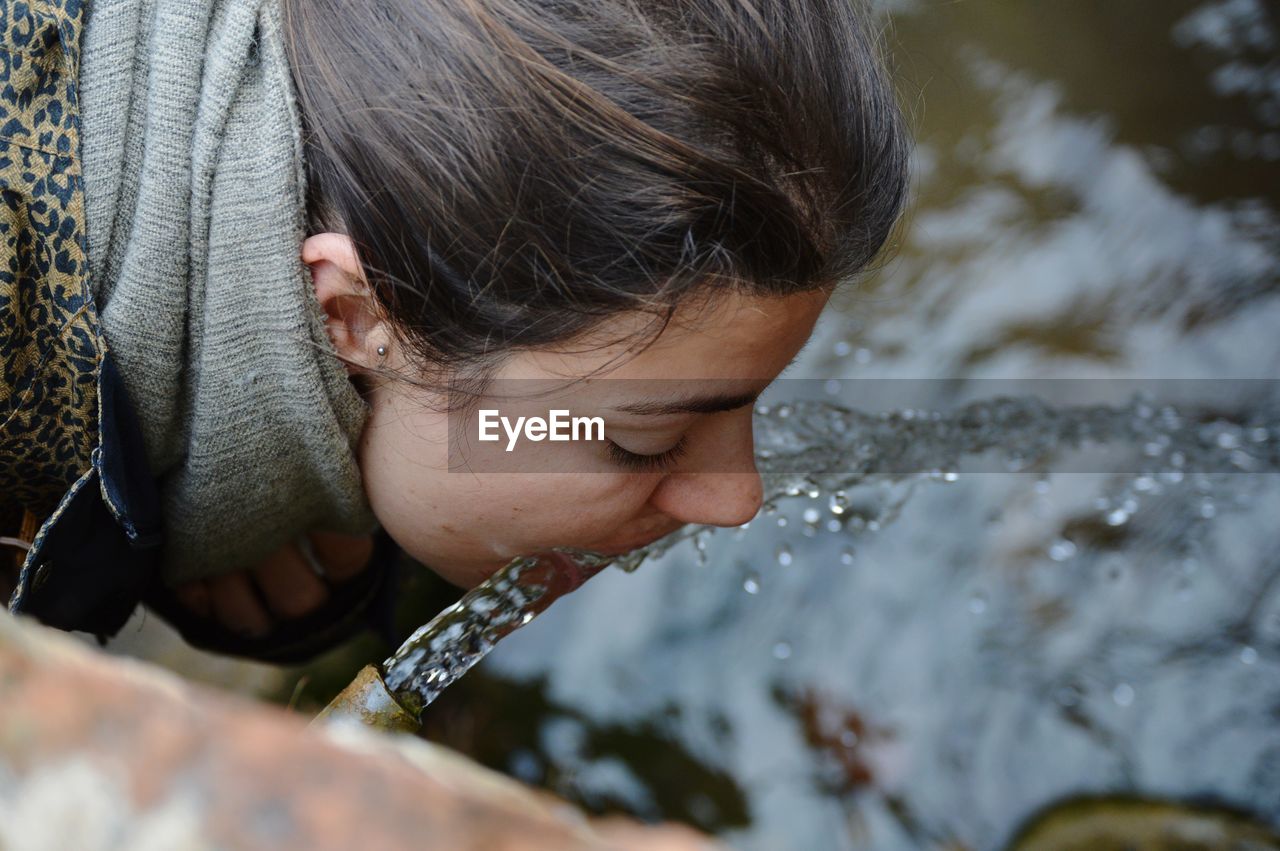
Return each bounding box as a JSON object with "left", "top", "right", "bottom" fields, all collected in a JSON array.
[{"left": 0, "top": 612, "right": 716, "bottom": 851}]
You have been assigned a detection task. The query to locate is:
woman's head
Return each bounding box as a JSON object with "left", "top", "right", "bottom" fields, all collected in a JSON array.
[{"left": 282, "top": 0, "right": 909, "bottom": 586}]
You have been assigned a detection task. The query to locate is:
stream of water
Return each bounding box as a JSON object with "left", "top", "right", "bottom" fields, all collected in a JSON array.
[{"left": 379, "top": 386, "right": 1280, "bottom": 723}]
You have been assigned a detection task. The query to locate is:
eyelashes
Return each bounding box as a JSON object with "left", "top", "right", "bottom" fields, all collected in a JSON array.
[{"left": 605, "top": 435, "right": 689, "bottom": 473}]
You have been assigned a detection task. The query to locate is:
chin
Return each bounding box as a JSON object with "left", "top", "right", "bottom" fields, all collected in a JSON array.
[{"left": 414, "top": 553, "right": 509, "bottom": 591}]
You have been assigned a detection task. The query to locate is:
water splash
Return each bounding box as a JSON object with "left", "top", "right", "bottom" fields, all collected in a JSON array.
[
  {"left": 380, "top": 547, "right": 615, "bottom": 717},
  {"left": 368, "top": 393, "right": 1279, "bottom": 720}
]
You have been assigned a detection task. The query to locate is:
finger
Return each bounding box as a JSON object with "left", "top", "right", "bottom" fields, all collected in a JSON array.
[
  {"left": 173, "top": 579, "right": 212, "bottom": 619},
  {"left": 251, "top": 544, "right": 330, "bottom": 619},
  {"left": 206, "top": 572, "right": 272, "bottom": 638},
  {"left": 306, "top": 531, "right": 375, "bottom": 584}
]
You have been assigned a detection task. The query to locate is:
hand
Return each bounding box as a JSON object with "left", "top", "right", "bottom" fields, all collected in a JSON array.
[{"left": 171, "top": 531, "right": 375, "bottom": 638}]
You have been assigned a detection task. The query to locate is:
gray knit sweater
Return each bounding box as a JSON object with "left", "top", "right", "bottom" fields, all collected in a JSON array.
[{"left": 78, "top": 0, "right": 378, "bottom": 584}]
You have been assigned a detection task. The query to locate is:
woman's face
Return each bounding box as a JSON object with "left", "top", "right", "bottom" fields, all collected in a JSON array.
[{"left": 303, "top": 234, "right": 830, "bottom": 589}]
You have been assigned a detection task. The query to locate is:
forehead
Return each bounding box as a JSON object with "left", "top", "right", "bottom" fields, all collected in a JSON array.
[{"left": 502, "top": 289, "right": 832, "bottom": 383}]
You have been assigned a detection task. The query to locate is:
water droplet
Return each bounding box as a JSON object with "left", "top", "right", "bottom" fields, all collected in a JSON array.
[
  {"left": 1133, "top": 476, "right": 1157, "bottom": 493},
  {"left": 839, "top": 546, "right": 856, "bottom": 565},
  {"left": 1240, "top": 646, "right": 1258, "bottom": 665},
  {"left": 1105, "top": 509, "right": 1130, "bottom": 527},
  {"left": 802, "top": 507, "right": 821, "bottom": 525},
  {"left": 694, "top": 532, "right": 710, "bottom": 565},
  {"left": 1034, "top": 478, "right": 1052, "bottom": 495},
  {"left": 942, "top": 471, "right": 959, "bottom": 482},
  {"left": 806, "top": 487, "right": 821, "bottom": 499},
  {"left": 823, "top": 379, "right": 841, "bottom": 396},
  {"left": 854, "top": 347, "right": 873, "bottom": 364},
  {"left": 775, "top": 544, "right": 793, "bottom": 567},
  {"left": 520, "top": 611, "right": 535, "bottom": 625},
  {"left": 829, "top": 492, "right": 848, "bottom": 516},
  {"left": 968, "top": 592, "right": 988, "bottom": 615},
  {"left": 1249, "top": 427, "right": 1269, "bottom": 443},
  {"left": 743, "top": 574, "right": 761, "bottom": 595},
  {"left": 1216, "top": 431, "right": 1241, "bottom": 450},
  {"left": 839, "top": 729, "right": 859, "bottom": 748},
  {"left": 1231, "top": 450, "right": 1258, "bottom": 470},
  {"left": 1198, "top": 499, "right": 1217, "bottom": 519},
  {"left": 1048, "top": 538, "right": 1077, "bottom": 561},
  {"left": 772, "top": 641, "right": 793, "bottom": 660},
  {"left": 826, "top": 519, "right": 843, "bottom": 533},
  {"left": 776, "top": 516, "right": 789, "bottom": 528},
  {"left": 866, "top": 520, "right": 881, "bottom": 532},
  {"left": 777, "top": 404, "right": 792, "bottom": 419},
  {"left": 1112, "top": 683, "right": 1135, "bottom": 707},
  {"left": 834, "top": 340, "right": 853, "bottom": 358}
]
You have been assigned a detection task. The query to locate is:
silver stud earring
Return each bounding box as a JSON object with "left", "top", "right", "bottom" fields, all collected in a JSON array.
[{"left": 376, "top": 345, "right": 388, "bottom": 358}]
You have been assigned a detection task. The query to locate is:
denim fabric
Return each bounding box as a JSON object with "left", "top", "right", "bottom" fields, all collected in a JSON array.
[{"left": 11, "top": 350, "right": 163, "bottom": 637}]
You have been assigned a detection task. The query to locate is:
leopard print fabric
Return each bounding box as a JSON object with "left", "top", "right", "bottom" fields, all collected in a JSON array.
[{"left": 0, "top": 0, "right": 101, "bottom": 521}]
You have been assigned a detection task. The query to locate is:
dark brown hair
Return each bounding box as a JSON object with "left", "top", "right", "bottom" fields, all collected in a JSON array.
[{"left": 279, "top": 0, "right": 909, "bottom": 406}]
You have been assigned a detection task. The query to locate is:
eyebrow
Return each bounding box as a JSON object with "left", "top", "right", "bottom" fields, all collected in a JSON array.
[
  {"left": 610, "top": 389, "right": 764, "bottom": 416},
  {"left": 609, "top": 337, "right": 817, "bottom": 416}
]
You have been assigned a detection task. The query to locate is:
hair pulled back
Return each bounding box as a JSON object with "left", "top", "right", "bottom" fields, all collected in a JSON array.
[{"left": 279, "top": 0, "right": 910, "bottom": 402}]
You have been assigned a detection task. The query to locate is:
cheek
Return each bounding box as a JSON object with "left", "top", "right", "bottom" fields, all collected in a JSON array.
[
  {"left": 356, "top": 400, "right": 449, "bottom": 512},
  {"left": 356, "top": 400, "right": 656, "bottom": 562},
  {"left": 451, "top": 473, "right": 655, "bottom": 548}
]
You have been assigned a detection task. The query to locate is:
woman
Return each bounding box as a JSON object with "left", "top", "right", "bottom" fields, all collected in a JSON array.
[{"left": 1, "top": 0, "right": 908, "bottom": 662}]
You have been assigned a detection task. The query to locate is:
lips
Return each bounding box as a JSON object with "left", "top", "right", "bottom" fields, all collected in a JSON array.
[{"left": 591, "top": 523, "right": 685, "bottom": 556}]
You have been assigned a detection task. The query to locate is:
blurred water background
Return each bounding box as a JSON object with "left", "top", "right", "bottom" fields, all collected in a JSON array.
[{"left": 104, "top": 1, "right": 1280, "bottom": 848}]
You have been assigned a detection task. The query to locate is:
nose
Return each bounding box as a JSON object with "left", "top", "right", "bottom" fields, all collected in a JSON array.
[
  {"left": 648, "top": 469, "right": 765, "bottom": 528},
  {"left": 647, "top": 409, "right": 764, "bottom": 528}
]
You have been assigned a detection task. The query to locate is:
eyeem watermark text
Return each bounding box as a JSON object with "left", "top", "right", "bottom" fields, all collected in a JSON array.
[{"left": 477, "top": 409, "right": 605, "bottom": 451}]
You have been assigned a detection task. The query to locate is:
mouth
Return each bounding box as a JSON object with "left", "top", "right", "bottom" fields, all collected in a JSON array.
[{"left": 589, "top": 523, "right": 686, "bottom": 557}]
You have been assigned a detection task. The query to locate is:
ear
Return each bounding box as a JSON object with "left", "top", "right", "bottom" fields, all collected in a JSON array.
[{"left": 301, "top": 232, "right": 393, "bottom": 372}]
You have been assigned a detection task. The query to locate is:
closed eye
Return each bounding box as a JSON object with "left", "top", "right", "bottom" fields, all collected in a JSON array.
[{"left": 605, "top": 435, "right": 689, "bottom": 473}]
